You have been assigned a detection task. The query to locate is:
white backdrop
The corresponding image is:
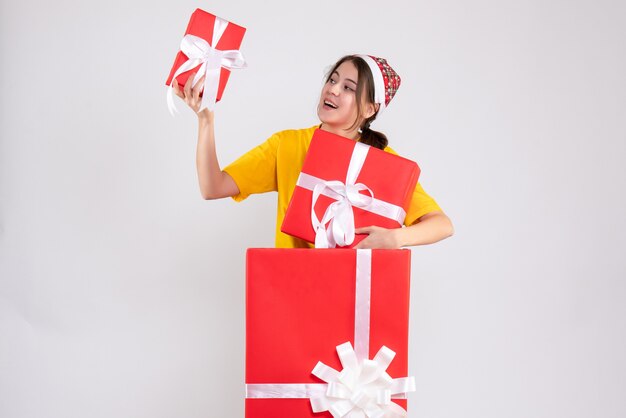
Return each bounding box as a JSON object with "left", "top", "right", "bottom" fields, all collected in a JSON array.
[{"left": 1, "top": 0, "right": 625, "bottom": 417}]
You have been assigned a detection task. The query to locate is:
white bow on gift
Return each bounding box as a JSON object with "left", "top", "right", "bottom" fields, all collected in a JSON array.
[
  {"left": 310, "top": 342, "right": 415, "bottom": 418},
  {"left": 310, "top": 178, "right": 375, "bottom": 248},
  {"left": 167, "top": 17, "right": 247, "bottom": 115}
]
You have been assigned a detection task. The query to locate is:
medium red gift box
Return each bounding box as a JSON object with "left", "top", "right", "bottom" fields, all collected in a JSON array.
[
  {"left": 281, "top": 129, "right": 420, "bottom": 248},
  {"left": 245, "top": 248, "right": 414, "bottom": 417},
  {"left": 165, "top": 9, "right": 246, "bottom": 104}
]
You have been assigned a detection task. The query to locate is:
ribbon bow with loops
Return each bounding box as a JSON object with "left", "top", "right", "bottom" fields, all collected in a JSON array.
[
  {"left": 310, "top": 342, "right": 415, "bottom": 418},
  {"left": 167, "top": 16, "right": 247, "bottom": 115},
  {"left": 311, "top": 142, "right": 373, "bottom": 248},
  {"left": 312, "top": 179, "right": 374, "bottom": 248}
]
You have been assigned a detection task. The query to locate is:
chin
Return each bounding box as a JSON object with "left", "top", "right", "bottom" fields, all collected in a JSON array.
[{"left": 317, "top": 113, "right": 332, "bottom": 125}]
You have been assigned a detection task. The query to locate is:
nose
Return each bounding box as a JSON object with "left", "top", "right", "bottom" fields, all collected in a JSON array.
[{"left": 329, "top": 82, "right": 341, "bottom": 96}]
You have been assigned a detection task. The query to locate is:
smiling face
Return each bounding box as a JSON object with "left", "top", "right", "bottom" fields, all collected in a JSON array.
[{"left": 317, "top": 60, "right": 376, "bottom": 139}]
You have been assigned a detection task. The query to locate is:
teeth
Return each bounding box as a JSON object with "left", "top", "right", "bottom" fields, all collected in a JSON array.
[{"left": 325, "top": 101, "right": 337, "bottom": 109}]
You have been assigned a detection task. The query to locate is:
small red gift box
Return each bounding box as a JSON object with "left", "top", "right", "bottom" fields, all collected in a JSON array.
[
  {"left": 165, "top": 9, "right": 246, "bottom": 109},
  {"left": 245, "top": 248, "right": 413, "bottom": 418},
  {"left": 281, "top": 129, "right": 420, "bottom": 248}
]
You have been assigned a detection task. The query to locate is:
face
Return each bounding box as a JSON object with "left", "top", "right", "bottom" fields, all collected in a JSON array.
[{"left": 317, "top": 60, "right": 375, "bottom": 139}]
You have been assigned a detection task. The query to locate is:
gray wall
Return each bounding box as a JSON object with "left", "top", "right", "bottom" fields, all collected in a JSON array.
[{"left": 1, "top": 0, "right": 625, "bottom": 417}]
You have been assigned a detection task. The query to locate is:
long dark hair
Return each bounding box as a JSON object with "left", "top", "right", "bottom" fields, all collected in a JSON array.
[{"left": 325, "top": 55, "right": 389, "bottom": 150}]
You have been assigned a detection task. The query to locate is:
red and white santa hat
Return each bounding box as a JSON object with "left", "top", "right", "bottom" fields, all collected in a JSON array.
[{"left": 357, "top": 55, "right": 401, "bottom": 115}]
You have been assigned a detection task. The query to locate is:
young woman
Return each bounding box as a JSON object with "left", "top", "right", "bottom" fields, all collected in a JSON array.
[{"left": 173, "top": 54, "right": 454, "bottom": 249}]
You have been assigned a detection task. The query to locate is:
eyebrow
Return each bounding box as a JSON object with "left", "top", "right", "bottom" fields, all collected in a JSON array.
[{"left": 333, "top": 70, "right": 358, "bottom": 86}]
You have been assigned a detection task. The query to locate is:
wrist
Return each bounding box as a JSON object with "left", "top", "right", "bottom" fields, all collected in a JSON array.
[
  {"left": 197, "top": 109, "right": 214, "bottom": 125},
  {"left": 392, "top": 227, "right": 405, "bottom": 248}
]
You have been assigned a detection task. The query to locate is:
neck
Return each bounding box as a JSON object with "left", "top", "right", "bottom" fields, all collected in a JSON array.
[{"left": 319, "top": 123, "right": 360, "bottom": 140}]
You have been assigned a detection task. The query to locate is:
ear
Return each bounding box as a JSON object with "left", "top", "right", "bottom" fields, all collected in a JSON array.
[{"left": 364, "top": 103, "right": 379, "bottom": 119}]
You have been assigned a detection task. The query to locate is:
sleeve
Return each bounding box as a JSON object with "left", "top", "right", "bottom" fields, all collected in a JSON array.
[
  {"left": 403, "top": 182, "right": 442, "bottom": 226},
  {"left": 382, "top": 145, "right": 443, "bottom": 226},
  {"left": 223, "top": 133, "right": 280, "bottom": 202}
]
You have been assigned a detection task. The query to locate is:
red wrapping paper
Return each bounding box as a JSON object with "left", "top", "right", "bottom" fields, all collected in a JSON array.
[
  {"left": 281, "top": 129, "right": 420, "bottom": 248},
  {"left": 165, "top": 9, "right": 246, "bottom": 102},
  {"left": 245, "top": 248, "right": 411, "bottom": 417}
]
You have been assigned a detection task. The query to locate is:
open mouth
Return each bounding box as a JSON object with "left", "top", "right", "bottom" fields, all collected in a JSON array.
[{"left": 324, "top": 100, "right": 338, "bottom": 109}]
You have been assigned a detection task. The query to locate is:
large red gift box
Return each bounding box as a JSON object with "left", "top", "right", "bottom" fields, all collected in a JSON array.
[
  {"left": 245, "top": 248, "right": 413, "bottom": 417},
  {"left": 281, "top": 129, "right": 420, "bottom": 248},
  {"left": 165, "top": 9, "right": 246, "bottom": 103}
]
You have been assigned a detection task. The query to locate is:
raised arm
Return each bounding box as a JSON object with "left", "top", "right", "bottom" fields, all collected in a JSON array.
[{"left": 173, "top": 74, "right": 240, "bottom": 200}]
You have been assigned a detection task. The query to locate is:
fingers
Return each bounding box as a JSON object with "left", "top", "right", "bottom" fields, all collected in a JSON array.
[
  {"left": 183, "top": 72, "right": 195, "bottom": 97},
  {"left": 354, "top": 238, "right": 372, "bottom": 250},
  {"left": 354, "top": 226, "right": 375, "bottom": 249},
  {"left": 192, "top": 74, "right": 205, "bottom": 99},
  {"left": 172, "top": 79, "right": 184, "bottom": 98},
  {"left": 355, "top": 225, "right": 376, "bottom": 235},
  {"left": 174, "top": 72, "right": 208, "bottom": 115}
]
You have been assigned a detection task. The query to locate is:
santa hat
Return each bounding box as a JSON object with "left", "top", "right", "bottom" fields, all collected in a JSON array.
[{"left": 357, "top": 55, "right": 401, "bottom": 114}]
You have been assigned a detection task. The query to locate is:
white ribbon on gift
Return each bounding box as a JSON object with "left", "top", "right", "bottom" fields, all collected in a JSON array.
[
  {"left": 167, "top": 16, "right": 247, "bottom": 115},
  {"left": 245, "top": 249, "right": 416, "bottom": 417},
  {"left": 295, "top": 142, "right": 407, "bottom": 248}
]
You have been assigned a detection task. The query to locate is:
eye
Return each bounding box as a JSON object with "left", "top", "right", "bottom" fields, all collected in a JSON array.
[
  {"left": 344, "top": 85, "right": 355, "bottom": 92},
  {"left": 328, "top": 77, "right": 337, "bottom": 84}
]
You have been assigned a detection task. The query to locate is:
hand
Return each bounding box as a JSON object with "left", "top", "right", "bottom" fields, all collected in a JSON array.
[
  {"left": 354, "top": 226, "right": 401, "bottom": 249},
  {"left": 172, "top": 73, "right": 212, "bottom": 119}
]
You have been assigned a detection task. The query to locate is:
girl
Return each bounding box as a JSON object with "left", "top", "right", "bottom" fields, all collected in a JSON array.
[{"left": 173, "top": 54, "right": 454, "bottom": 249}]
